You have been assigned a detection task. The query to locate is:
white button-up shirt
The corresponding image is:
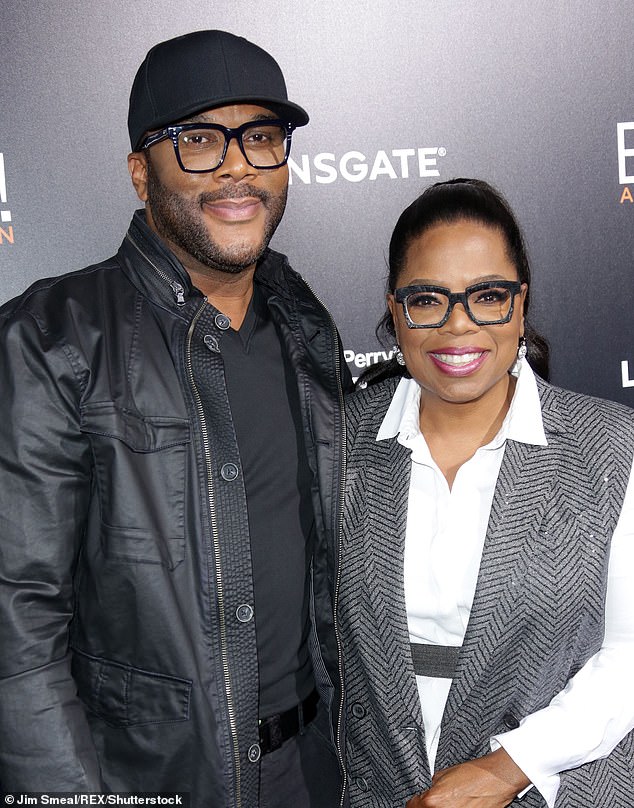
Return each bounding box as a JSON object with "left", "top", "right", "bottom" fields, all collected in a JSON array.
[{"left": 376, "top": 359, "right": 634, "bottom": 807}]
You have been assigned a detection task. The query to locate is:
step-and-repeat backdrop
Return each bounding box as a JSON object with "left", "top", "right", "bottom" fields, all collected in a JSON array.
[{"left": 2, "top": 2, "right": 633, "bottom": 403}]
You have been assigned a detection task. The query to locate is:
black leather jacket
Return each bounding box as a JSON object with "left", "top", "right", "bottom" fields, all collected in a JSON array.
[{"left": 0, "top": 211, "right": 351, "bottom": 805}]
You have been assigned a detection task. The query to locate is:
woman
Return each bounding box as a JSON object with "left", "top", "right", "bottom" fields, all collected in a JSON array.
[{"left": 338, "top": 179, "right": 634, "bottom": 807}]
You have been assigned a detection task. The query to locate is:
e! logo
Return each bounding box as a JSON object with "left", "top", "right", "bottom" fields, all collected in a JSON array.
[{"left": 617, "top": 123, "right": 634, "bottom": 184}]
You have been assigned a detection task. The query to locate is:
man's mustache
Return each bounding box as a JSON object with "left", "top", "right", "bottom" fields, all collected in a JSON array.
[{"left": 198, "top": 185, "right": 270, "bottom": 205}]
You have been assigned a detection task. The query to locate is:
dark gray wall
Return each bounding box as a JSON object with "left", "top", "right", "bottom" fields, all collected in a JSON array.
[{"left": 2, "top": 1, "right": 633, "bottom": 402}]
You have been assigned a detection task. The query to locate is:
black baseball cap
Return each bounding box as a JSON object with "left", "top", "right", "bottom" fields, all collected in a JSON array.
[{"left": 128, "top": 30, "right": 309, "bottom": 152}]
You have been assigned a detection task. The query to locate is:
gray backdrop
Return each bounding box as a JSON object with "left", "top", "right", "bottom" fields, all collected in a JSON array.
[{"left": 2, "top": 1, "right": 634, "bottom": 403}]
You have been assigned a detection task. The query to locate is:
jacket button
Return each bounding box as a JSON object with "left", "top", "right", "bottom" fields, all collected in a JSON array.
[
  {"left": 203, "top": 334, "right": 220, "bottom": 353},
  {"left": 247, "top": 743, "right": 261, "bottom": 763},
  {"left": 236, "top": 604, "right": 254, "bottom": 623},
  {"left": 502, "top": 711, "right": 520, "bottom": 730},
  {"left": 351, "top": 703, "right": 366, "bottom": 718},
  {"left": 355, "top": 777, "right": 369, "bottom": 792},
  {"left": 221, "top": 463, "right": 239, "bottom": 481},
  {"left": 215, "top": 313, "right": 231, "bottom": 330}
]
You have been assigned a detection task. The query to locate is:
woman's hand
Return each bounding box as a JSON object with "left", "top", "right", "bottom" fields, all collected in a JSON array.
[{"left": 405, "top": 748, "right": 530, "bottom": 808}]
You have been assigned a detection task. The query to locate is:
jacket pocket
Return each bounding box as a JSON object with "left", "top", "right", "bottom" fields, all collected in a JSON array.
[
  {"left": 80, "top": 402, "right": 190, "bottom": 569},
  {"left": 72, "top": 648, "right": 192, "bottom": 727}
]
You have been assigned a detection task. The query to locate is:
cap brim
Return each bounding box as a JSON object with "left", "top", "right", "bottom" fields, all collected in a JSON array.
[{"left": 132, "top": 95, "right": 308, "bottom": 151}]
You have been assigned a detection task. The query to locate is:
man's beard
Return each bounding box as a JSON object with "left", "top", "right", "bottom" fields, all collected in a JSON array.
[{"left": 145, "top": 158, "right": 287, "bottom": 274}]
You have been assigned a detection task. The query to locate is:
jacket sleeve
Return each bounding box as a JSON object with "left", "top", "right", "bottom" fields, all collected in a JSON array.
[{"left": 0, "top": 308, "right": 103, "bottom": 789}]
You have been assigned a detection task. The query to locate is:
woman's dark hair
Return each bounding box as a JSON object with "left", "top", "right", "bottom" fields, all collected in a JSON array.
[{"left": 361, "top": 178, "right": 549, "bottom": 385}]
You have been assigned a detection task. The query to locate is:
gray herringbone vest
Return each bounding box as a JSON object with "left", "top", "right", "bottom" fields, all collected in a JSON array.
[{"left": 340, "top": 375, "right": 634, "bottom": 807}]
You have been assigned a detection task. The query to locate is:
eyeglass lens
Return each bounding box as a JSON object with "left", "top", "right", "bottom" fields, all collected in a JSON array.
[
  {"left": 177, "top": 124, "right": 289, "bottom": 171},
  {"left": 405, "top": 285, "right": 515, "bottom": 326}
]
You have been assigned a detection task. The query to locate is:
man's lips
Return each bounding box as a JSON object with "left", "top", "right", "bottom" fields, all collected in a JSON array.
[
  {"left": 428, "top": 347, "right": 489, "bottom": 376},
  {"left": 202, "top": 197, "right": 263, "bottom": 221}
]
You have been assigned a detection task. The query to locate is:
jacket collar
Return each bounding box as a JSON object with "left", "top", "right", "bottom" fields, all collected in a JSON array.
[
  {"left": 119, "top": 209, "right": 295, "bottom": 314},
  {"left": 118, "top": 210, "right": 199, "bottom": 313}
]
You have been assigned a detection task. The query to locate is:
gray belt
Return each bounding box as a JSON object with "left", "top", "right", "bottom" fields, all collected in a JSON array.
[{"left": 410, "top": 643, "right": 461, "bottom": 678}]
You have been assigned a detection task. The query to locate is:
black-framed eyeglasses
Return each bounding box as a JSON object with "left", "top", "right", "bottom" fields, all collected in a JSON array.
[
  {"left": 394, "top": 280, "right": 523, "bottom": 328},
  {"left": 140, "top": 119, "right": 296, "bottom": 173}
]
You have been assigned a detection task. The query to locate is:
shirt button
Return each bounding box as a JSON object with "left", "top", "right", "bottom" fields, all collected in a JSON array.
[
  {"left": 236, "top": 604, "right": 254, "bottom": 623},
  {"left": 215, "top": 313, "right": 231, "bottom": 330},
  {"left": 502, "top": 711, "right": 520, "bottom": 730},
  {"left": 221, "top": 463, "right": 239, "bottom": 481},
  {"left": 203, "top": 334, "right": 220, "bottom": 353},
  {"left": 247, "top": 743, "right": 261, "bottom": 763},
  {"left": 351, "top": 703, "right": 366, "bottom": 718}
]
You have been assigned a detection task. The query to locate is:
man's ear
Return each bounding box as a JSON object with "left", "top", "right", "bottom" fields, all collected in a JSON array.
[{"left": 128, "top": 151, "right": 149, "bottom": 202}]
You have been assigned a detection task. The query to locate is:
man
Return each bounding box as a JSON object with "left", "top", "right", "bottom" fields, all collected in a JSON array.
[{"left": 0, "top": 30, "right": 350, "bottom": 806}]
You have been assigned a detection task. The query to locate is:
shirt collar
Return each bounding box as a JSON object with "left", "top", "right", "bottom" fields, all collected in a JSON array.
[{"left": 376, "top": 357, "right": 548, "bottom": 448}]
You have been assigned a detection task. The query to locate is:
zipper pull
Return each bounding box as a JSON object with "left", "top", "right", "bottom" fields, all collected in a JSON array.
[{"left": 170, "top": 281, "right": 186, "bottom": 305}]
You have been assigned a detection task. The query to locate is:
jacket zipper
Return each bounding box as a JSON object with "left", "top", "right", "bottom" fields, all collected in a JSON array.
[
  {"left": 331, "top": 326, "right": 348, "bottom": 808},
  {"left": 126, "top": 232, "right": 187, "bottom": 305},
  {"left": 186, "top": 301, "right": 243, "bottom": 808},
  {"left": 298, "top": 277, "right": 349, "bottom": 805},
  {"left": 131, "top": 231, "right": 242, "bottom": 802}
]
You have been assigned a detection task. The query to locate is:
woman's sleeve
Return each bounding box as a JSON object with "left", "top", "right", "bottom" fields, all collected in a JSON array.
[{"left": 491, "top": 454, "right": 634, "bottom": 808}]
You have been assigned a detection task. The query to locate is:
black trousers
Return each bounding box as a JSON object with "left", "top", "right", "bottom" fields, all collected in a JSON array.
[{"left": 258, "top": 702, "right": 342, "bottom": 808}]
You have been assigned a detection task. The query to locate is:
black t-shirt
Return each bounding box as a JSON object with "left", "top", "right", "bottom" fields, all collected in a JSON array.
[{"left": 222, "top": 284, "right": 315, "bottom": 717}]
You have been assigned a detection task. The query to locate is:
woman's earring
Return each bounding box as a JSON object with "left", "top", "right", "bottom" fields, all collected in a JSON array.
[
  {"left": 395, "top": 347, "right": 406, "bottom": 366},
  {"left": 517, "top": 337, "right": 527, "bottom": 361}
]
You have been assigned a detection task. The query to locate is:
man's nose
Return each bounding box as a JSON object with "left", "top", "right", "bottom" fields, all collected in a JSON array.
[{"left": 215, "top": 136, "right": 256, "bottom": 180}]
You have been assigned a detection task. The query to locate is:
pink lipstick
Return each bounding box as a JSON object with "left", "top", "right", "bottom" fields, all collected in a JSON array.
[{"left": 428, "top": 347, "right": 489, "bottom": 377}]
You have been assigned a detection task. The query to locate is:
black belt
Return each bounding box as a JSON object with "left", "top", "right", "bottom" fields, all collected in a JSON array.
[
  {"left": 410, "top": 643, "right": 461, "bottom": 678},
  {"left": 258, "top": 689, "right": 319, "bottom": 756}
]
